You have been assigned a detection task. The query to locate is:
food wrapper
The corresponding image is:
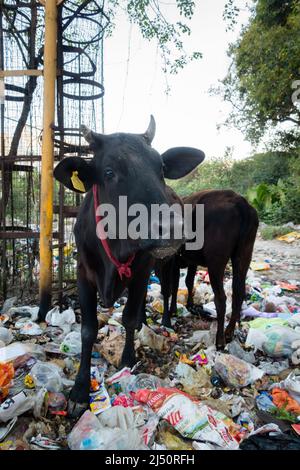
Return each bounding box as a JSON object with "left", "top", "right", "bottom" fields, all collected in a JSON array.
[
  {"left": 89, "top": 382, "right": 111, "bottom": 415},
  {"left": 135, "top": 387, "right": 239, "bottom": 449}
]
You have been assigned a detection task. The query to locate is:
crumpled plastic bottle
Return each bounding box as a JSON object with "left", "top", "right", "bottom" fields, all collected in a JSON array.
[{"left": 121, "top": 373, "right": 164, "bottom": 394}]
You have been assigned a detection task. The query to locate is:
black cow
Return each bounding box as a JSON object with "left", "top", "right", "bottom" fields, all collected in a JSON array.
[
  {"left": 158, "top": 189, "right": 259, "bottom": 349},
  {"left": 43, "top": 117, "right": 205, "bottom": 417}
]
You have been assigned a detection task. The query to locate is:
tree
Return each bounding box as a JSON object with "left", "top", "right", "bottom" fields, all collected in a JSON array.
[
  {"left": 106, "top": 1, "right": 202, "bottom": 75},
  {"left": 218, "top": 0, "right": 300, "bottom": 147}
]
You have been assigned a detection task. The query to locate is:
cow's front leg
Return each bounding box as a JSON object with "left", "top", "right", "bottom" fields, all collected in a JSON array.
[
  {"left": 68, "top": 270, "right": 97, "bottom": 418},
  {"left": 121, "top": 264, "right": 152, "bottom": 367}
]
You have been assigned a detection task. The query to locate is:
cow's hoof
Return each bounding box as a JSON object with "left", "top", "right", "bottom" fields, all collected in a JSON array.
[
  {"left": 121, "top": 352, "right": 136, "bottom": 369},
  {"left": 216, "top": 340, "right": 225, "bottom": 351},
  {"left": 67, "top": 399, "right": 89, "bottom": 419},
  {"left": 225, "top": 328, "right": 234, "bottom": 344},
  {"left": 161, "top": 320, "right": 172, "bottom": 329}
]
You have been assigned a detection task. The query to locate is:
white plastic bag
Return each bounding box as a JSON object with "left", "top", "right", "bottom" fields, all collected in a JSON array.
[
  {"left": 98, "top": 406, "right": 134, "bottom": 430},
  {"left": 262, "top": 326, "right": 300, "bottom": 358},
  {"left": 30, "top": 362, "right": 63, "bottom": 392},
  {"left": 67, "top": 410, "right": 147, "bottom": 450},
  {"left": 0, "top": 327, "right": 13, "bottom": 345},
  {"left": 46, "top": 306, "right": 75, "bottom": 328},
  {"left": 0, "top": 390, "right": 35, "bottom": 423},
  {"left": 60, "top": 331, "right": 81, "bottom": 355},
  {"left": 135, "top": 388, "right": 239, "bottom": 449},
  {"left": 283, "top": 371, "right": 300, "bottom": 404}
]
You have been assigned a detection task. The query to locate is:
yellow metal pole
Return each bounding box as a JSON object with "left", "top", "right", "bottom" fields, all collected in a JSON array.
[{"left": 39, "top": 0, "right": 58, "bottom": 320}]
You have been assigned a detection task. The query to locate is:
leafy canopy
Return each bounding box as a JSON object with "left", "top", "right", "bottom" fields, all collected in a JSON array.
[
  {"left": 105, "top": 1, "right": 202, "bottom": 76},
  {"left": 218, "top": 0, "right": 300, "bottom": 146}
]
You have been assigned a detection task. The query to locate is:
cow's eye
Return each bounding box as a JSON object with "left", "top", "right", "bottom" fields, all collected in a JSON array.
[{"left": 104, "top": 168, "right": 114, "bottom": 180}]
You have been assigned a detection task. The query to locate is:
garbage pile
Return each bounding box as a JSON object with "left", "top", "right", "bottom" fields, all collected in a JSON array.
[{"left": 1, "top": 266, "right": 300, "bottom": 451}]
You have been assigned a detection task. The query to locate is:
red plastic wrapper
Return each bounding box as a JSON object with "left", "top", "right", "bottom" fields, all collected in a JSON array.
[{"left": 112, "top": 393, "right": 134, "bottom": 407}]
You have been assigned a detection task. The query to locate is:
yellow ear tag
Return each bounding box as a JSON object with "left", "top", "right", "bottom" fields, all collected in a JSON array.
[{"left": 71, "top": 171, "right": 86, "bottom": 192}]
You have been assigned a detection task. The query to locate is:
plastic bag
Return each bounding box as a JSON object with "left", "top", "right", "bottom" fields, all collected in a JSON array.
[
  {"left": 258, "top": 359, "right": 289, "bottom": 375},
  {"left": 137, "top": 324, "right": 169, "bottom": 352},
  {"left": 98, "top": 406, "right": 134, "bottom": 430},
  {"left": 0, "top": 328, "right": 13, "bottom": 346},
  {"left": 7, "top": 305, "right": 39, "bottom": 321},
  {"left": 0, "top": 390, "right": 35, "bottom": 423},
  {"left": 29, "top": 362, "right": 63, "bottom": 392},
  {"left": 256, "top": 392, "right": 275, "bottom": 412},
  {"left": 46, "top": 306, "right": 75, "bottom": 328},
  {"left": 263, "top": 327, "right": 300, "bottom": 357},
  {"left": 19, "top": 320, "right": 43, "bottom": 336},
  {"left": 0, "top": 343, "right": 46, "bottom": 364},
  {"left": 214, "top": 353, "right": 264, "bottom": 388},
  {"left": 240, "top": 433, "right": 300, "bottom": 450},
  {"left": 68, "top": 410, "right": 147, "bottom": 450},
  {"left": 175, "top": 362, "right": 211, "bottom": 397},
  {"left": 282, "top": 371, "right": 300, "bottom": 404},
  {"left": 123, "top": 374, "right": 163, "bottom": 394},
  {"left": 135, "top": 387, "right": 239, "bottom": 449},
  {"left": 227, "top": 340, "right": 256, "bottom": 364},
  {"left": 60, "top": 331, "right": 81, "bottom": 355}
]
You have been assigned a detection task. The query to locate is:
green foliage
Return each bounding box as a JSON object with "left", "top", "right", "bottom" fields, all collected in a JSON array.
[
  {"left": 246, "top": 181, "right": 286, "bottom": 213},
  {"left": 169, "top": 149, "right": 300, "bottom": 224},
  {"left": 218, "top": 0, "right": 300, "bottom": 146},
  {"left": 260, "top": 225, "right": 291, "bottom": 240}
]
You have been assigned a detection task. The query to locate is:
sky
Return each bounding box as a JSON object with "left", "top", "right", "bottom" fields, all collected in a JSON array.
[{"left": 102, "top": 0, "right": 255, "bottom": 160}]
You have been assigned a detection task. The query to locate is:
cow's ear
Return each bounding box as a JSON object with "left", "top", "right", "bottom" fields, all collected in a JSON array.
[
  {"left": 161, "top": 147, "right": 205, "bottom": 179},
  {"left": 54, "top": 157, "right": 95, "bottom": 193}
]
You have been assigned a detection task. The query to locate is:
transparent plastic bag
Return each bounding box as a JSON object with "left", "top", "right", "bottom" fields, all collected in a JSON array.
[
  {"left": 30, "top": 362, "right": 63, "bottom": 392},
  {"left": 0, "top": 327, "right": 13, "bottom": 346},
  {"left": 262, "top": 326, "right": 300, "bottom": 358},
  {"left": 68, "top": 410, "right": 147, "bottom": 450},
  {"left": 60, "top": 331, "right": 81, "bottom": 355},
  {"left": 122, "top": 373, "right": 163, "bottom": 394},
  {"left": 98, "top": 406, "right": 134, "bottom": 430},
  {"left": 214, "top": 353, "right": 264, "bottom": 388}
]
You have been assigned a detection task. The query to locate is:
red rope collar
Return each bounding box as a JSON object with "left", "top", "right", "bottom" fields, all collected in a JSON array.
[{"left": 93, "top": 185, "right": 134, "bottom": 280}]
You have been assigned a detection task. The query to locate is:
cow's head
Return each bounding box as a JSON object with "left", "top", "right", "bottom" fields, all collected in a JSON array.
[{"left": 54, "top": 116, "right": 205, "bottom": 258}]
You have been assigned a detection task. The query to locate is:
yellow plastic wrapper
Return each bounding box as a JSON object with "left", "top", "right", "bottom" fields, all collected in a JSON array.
[
  {"left": 177, "top": 289, "right": 188, "bottom": 304},
  {"left": 277, "top": 231, "right": 300, "bottom": 243},
  {"left": 151, "top": 299, "right": 164, "bottom": 314}
]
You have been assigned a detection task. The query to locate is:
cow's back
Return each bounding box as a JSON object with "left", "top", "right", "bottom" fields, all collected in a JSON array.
[{"left": 181, "top": 189, "right": 258, "bottom": 266}]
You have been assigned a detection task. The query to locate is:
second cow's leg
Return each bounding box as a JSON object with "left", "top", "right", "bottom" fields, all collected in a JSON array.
[
  {"left": 185, "top": 264, "right": 197, "bottom": 310},
  {"left": 208, "top": 263, "right": 227, "bottom": 350}
]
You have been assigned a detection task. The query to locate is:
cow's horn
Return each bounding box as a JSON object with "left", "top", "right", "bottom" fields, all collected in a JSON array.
[
  {"left": 80, "top": 125, "right": 96, "bottom": 144},
  {"left": 143, "top": 115, "right": 156, "bottom": 145}
]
